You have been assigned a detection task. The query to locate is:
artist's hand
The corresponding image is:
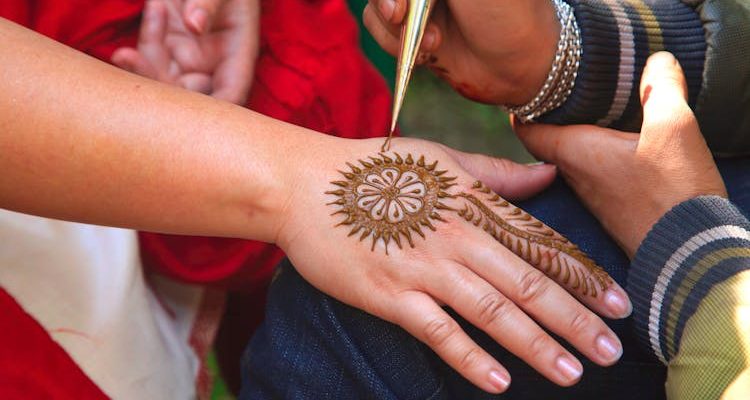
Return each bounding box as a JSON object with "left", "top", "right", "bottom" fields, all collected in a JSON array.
[
  {"left": 363, "top": 0, "right": 559, "bottom": 105},
  {"left": 275, "top": 137, "right": 631, "bottom": 393},
  {"left": 517, "top": 52, "right": 728, "bottom": 258},
  {"left": 111, "top": 0, "right": 259, "bottom": 104}
]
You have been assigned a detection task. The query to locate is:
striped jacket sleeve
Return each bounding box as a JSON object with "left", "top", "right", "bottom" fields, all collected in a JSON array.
[
  {"left": 539, "top": 0, "right": 750, "bottom": 155},
  {"left": 628, "top": 196, "right": 750, "bottom": 399}
]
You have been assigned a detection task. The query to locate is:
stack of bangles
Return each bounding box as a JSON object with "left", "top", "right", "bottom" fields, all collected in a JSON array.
[{"left": 503, "top": 0, "right": 581, "bottom": 123}]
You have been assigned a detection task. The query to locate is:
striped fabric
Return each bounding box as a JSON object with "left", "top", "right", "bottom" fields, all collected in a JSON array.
[
  {"left": 629, "top": 196, "right": 750, "bottom": 371},
  {"left": 540, "top": 0, "right": 706, "bottom": 132}
]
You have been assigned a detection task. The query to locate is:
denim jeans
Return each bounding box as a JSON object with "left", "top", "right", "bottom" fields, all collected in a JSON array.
[{"left": 240, "top": 158, "right": 750, "bottom": 399}]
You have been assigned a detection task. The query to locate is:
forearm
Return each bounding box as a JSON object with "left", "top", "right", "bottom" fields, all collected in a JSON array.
[
  {"left": 0, "top": 18, "right": 316, "bottom": 243},
  {"left": 627, "top": 196, "right": 750, "bottom": 399}
]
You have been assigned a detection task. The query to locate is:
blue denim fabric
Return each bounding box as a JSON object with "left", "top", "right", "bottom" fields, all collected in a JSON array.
[{"left": 240, "top": 158, "right": 750, "bottom": 400}]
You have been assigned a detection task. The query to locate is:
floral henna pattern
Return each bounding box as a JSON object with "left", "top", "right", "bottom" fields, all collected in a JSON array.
[
  {"left": 326, "top": 153, "right": 456, "bottom": 253},
  {"left": 327, "top": 154, "right": 612, "bottom": 295}
]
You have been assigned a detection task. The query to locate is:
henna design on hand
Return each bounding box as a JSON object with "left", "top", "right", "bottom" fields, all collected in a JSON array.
[
  {"left": 326, "top": 153, "right": 456, "bottom": 253},
  {"left": 456, "top": 182, "right": 612, "bottom": 296},
  {"left": 327, "top": 154, "right": 612, "bottom": 295}
]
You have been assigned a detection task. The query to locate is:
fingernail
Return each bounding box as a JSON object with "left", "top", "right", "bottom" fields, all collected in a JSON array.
[
  {"left": 605, "top": 289, "right": 632, "bottom": 318},
  {"left": 379, "top": 0, "right": 396, "bottom": 22},
  {"left": 556, "top": 356, "right": 582, "bottom": 382},
  {"left": 489, "top": 370, "right": 510, "bottom": 392},
  {"left": 596, "top": 335, "right": 623, "bottom": 363},
  {"left": 647, "top": 51, "right": 678, "bottom": 69},
  {"left": 526, "top": 161, "right": 550, "bottom": 169},
  {"left": 190, "top": 8, "right": 208, "bottom": 33}
]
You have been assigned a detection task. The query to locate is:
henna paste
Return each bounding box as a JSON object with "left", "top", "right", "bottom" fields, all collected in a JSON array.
[
  {"left": 326, "top": 153, "right": 455, "bottom": 253},
  {"left": 455, "top": 182, "right": 612, "bottom": 296},
  {"left": 328, "top": 154, "right": 612, "bottom": 296}
]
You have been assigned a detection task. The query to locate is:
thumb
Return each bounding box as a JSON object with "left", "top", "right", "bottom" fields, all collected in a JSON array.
[
  {"left": 639, "top": 52, "right": 695, "bottom": 144},
  {"left": 442, "top": 147, "right": 557, "bottom": 201},
  {"left": 184, "top": 0, "right": 223, "bottom": 34}
]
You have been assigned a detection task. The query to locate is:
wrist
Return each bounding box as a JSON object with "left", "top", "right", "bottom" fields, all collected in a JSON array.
[{"left": 500, "top": 3, "right": 561, "bottom": 106}]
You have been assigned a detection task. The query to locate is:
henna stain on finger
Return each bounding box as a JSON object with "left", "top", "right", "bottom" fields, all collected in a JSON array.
[
  {"left": 327, "top": 154, "right": 612, "bottom": 296},
  {"left": 456, "top": 182, "right": 612, "bottom": 296}
]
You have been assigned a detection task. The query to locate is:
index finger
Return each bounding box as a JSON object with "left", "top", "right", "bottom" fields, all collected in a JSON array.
[{"left": 369, "top": 0, "right": 409, "bottom": 25}]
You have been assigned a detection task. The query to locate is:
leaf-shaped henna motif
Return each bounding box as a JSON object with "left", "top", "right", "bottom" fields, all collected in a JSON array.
[
  {"left": 456, "top": 181, "right": 612, "bottom": 296},
  {"left": 326, "top": 153, "right": 455, "bottom": 253}
]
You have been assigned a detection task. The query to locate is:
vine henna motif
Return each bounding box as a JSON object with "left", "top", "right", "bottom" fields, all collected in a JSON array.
[
  {"left": 456, "top": 182, "right": 612, "bottom": 296},
  {"left": 327, "top": 153, "right": 612, "bottom": 295}
]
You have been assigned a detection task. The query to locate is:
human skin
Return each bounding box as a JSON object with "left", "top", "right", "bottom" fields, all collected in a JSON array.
[
  {"left": 363, "top": 0, "right": 558, "bottom": 105},
  {"left": 111, "top": 0, "right": 259, "bottom": 104},
  {"left": 0, "top": 18, "right": 631, "bottom": 393},
  {"left": 516, "top": 52, "right": 728, "bottom": 257}
]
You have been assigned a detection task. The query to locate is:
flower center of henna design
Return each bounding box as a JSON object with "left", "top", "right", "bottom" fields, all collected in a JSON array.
[
  {"left": 326, "top": 153, "right": 455, "bottom": 252},
  {"left": 327, "top": 153, "right": 612, "bottom": 296}
]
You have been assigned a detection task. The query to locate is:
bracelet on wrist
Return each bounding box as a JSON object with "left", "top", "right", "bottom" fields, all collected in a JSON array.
[{"left": 503, "top": 0, "right": 581, "bottom": 123}]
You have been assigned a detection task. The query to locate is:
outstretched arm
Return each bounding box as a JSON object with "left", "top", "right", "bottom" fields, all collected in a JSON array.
[
  {"left": 0, "top": 17, "right": 289, "bottom": 242},
  {"left": 0, "top": 17, "right": 635, "bottom": 394}
]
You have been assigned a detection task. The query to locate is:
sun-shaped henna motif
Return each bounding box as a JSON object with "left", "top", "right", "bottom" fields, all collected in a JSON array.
[
  {"left": 326, "top": 153, "right": 455, "bottom": 252},
  {"left": 327, "top": 153, "right": 612, "bottom": 297}
]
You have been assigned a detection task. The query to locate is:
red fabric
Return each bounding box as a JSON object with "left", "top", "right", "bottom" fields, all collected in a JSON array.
[
  {"left": 0, "top": 288, "right": 108, "bottom": 399},
  {"left": 0, "top": 0, "right": 141, "bottom": 61}
]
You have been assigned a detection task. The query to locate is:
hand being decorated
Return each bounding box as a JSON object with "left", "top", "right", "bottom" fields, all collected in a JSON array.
[{"left": 274, "top": 136, "right": 632, "bottom": 394}]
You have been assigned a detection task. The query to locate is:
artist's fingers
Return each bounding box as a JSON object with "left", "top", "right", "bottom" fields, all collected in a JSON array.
[
  {"left": 638, "top": 52, "right": 698, "bottom": 152},
  {"left": 392, "top": 291, "right": 511, "bottom": 394},
  {"left": 183, "top": 0, "right": 224, "bottom": 34},
  {"left": 370, "top": 0, "right": 408, "bottom": 25},
  {"left": 514, "top": 121, "right": 633, "bottom": 169},
  {"left": 456, "top": 239, "right": 622, "bottom": 368},
  {"left": 363, "top": 3, "right": 402, "bottom": 55},
  {"left": 364, "top": 2, "right": 440, "bottom": 56},
  {"left": 442, "top": 146, "right": 557, "bottom": 201},
  {"left": 428, "top": 261, "right": 584, "bottom": 386}
]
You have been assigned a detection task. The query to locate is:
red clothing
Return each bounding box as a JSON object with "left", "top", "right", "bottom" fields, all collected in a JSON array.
[{"left": 0, "top": 0, "right": 393, "bottom": 396}]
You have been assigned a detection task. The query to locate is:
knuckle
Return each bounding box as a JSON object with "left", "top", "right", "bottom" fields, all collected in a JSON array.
[
  {"left": 476, "top": 292, "right": 512, "bottom": 327},
  {"left": 517, "top": 270, "right": 550, "bottom": 304},
  {"left": 490, "top": 158, "right": 513, "bottom": 182},
  {"left": 458, "top": 347, "right": 483, "bottom": 371},
  {"left": 567, "top": 312, "right": 593, "bottom": 337},
  {"left": 423, "top": 318, "right": 459, "bottom": 348},
  {"left": 362, "top": 5, "right": 377, "bottom": 29},
  {"left": 527, "top": 333, "right": 552, "bottom": 360}
]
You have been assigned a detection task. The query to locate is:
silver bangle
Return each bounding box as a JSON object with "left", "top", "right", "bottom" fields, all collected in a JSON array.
[{"left": 503, "top": 0, "right": 581, "bottom": 123}]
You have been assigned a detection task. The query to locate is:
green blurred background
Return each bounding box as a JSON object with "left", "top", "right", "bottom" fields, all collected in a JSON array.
[{"left": 210, "top": 2, "right": 534, "bottom": 398}]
